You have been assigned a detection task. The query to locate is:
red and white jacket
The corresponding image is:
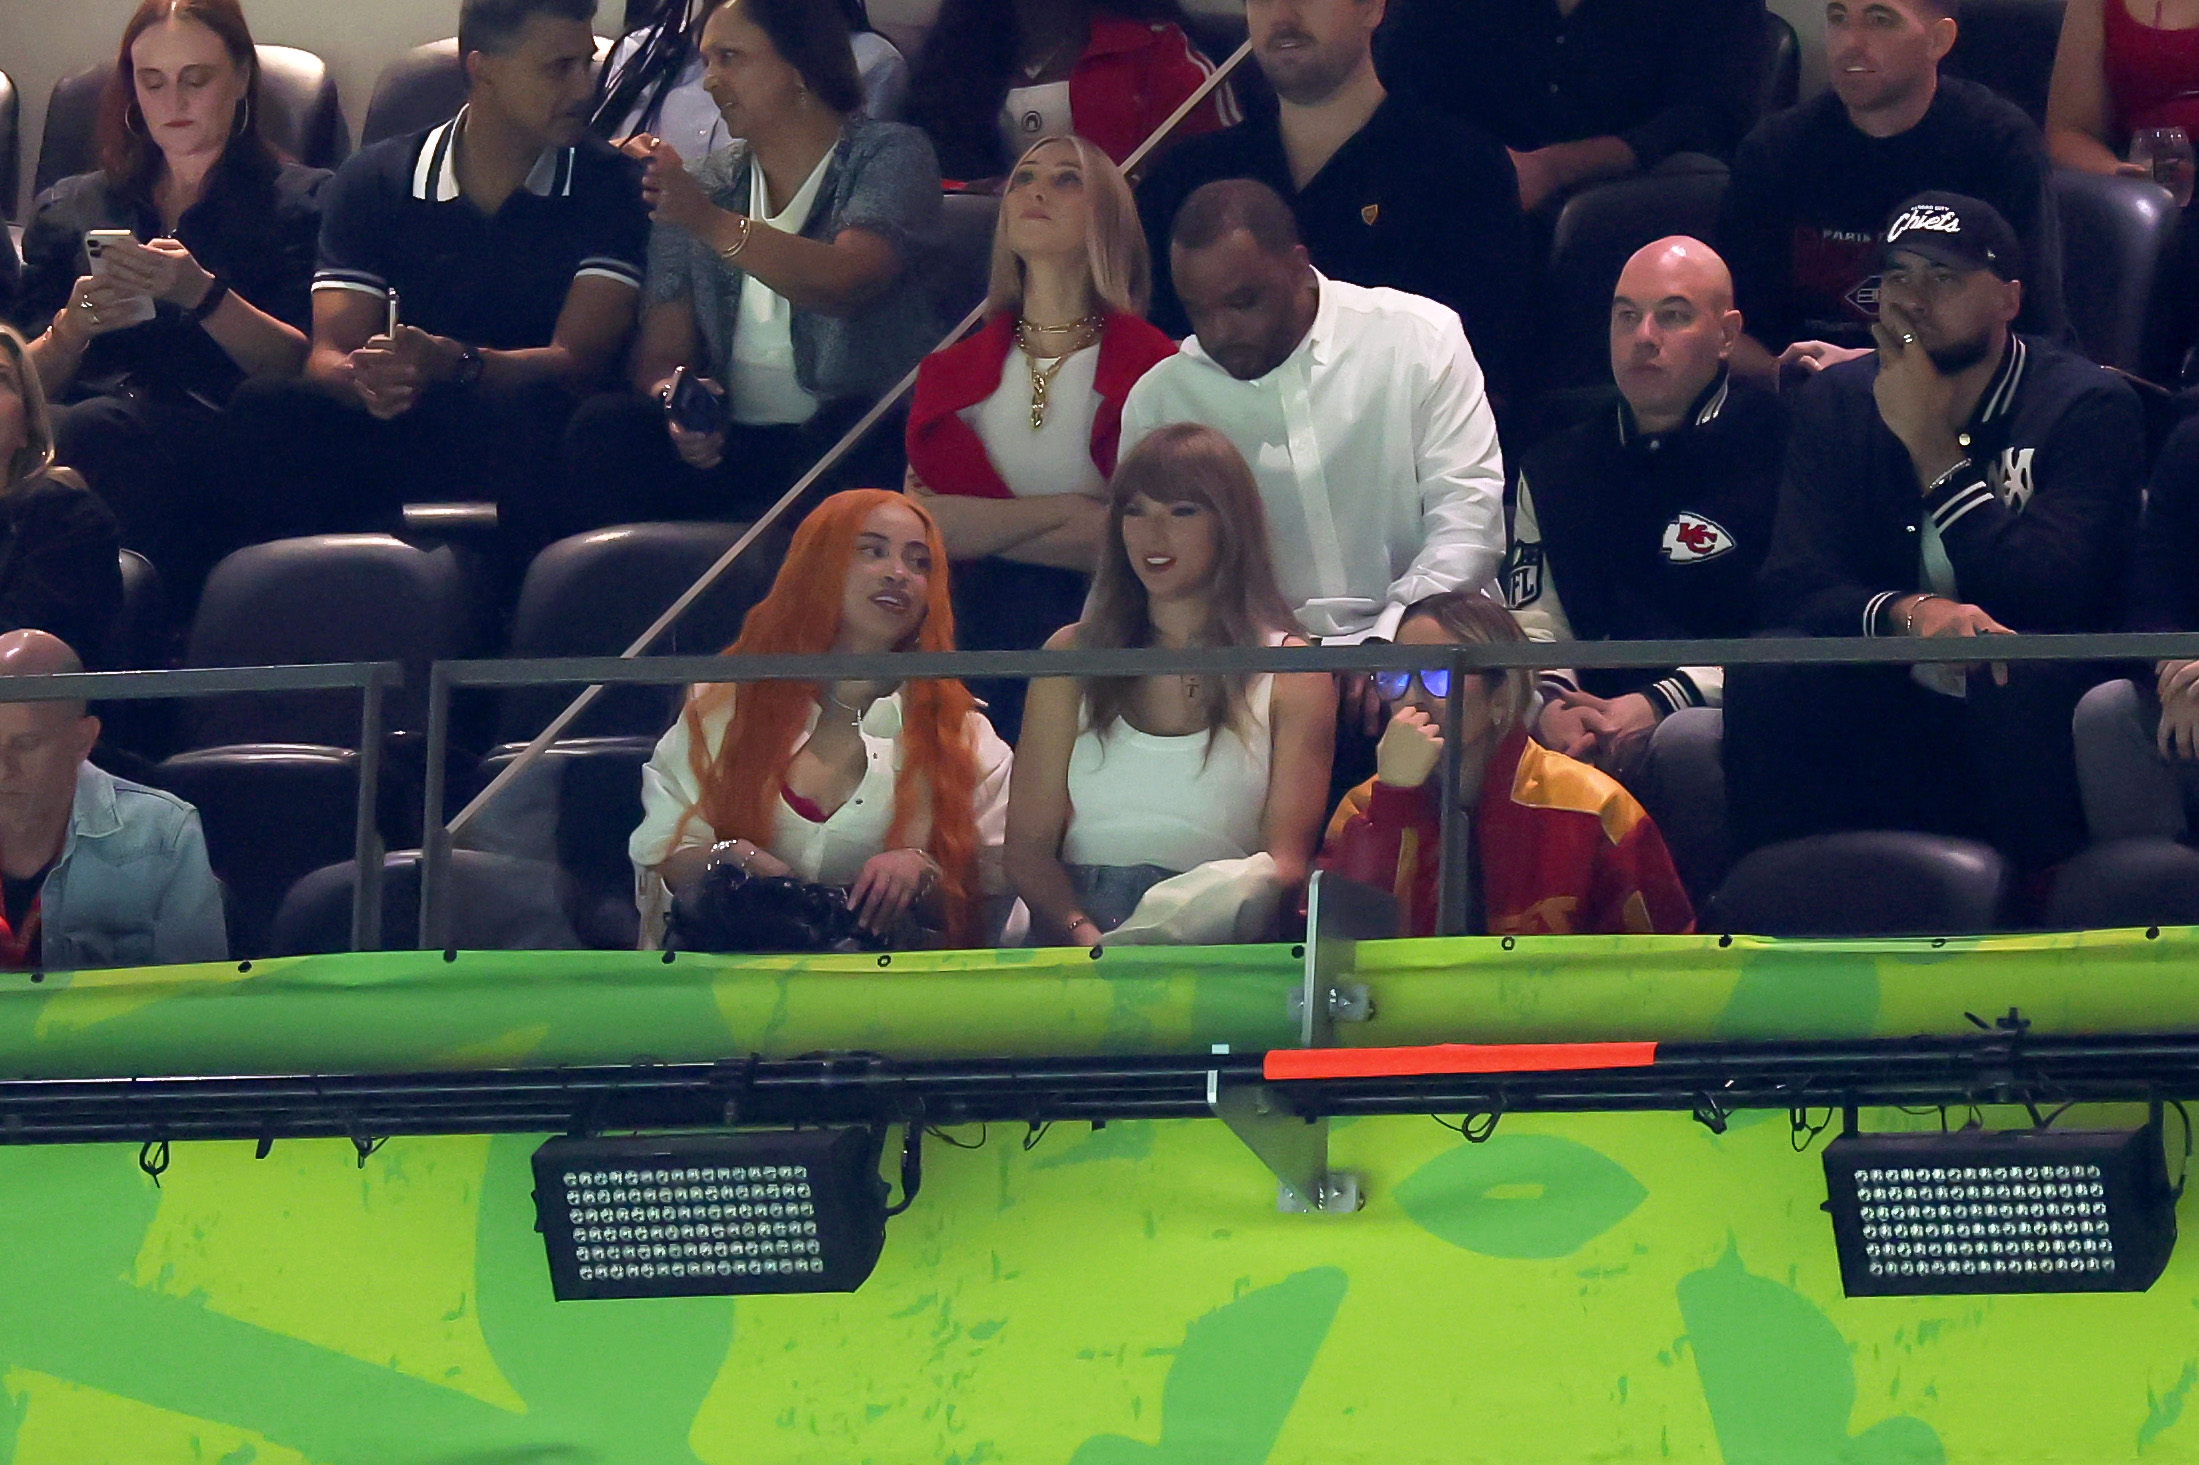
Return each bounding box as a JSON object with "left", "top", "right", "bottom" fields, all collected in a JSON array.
[
  {"left": 1319, "top": 727, "right": 1695, "bottom": 937},
  {"left": 905, "top": 310, "right": 1178, "bottom": 501},
  {"left": 1067, "top": 17, "right": 1239, "bottom": 168}
]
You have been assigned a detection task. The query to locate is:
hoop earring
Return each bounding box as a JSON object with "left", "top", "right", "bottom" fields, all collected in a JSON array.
[
  {"left": 125, "top": 102, "right": 148, "bottom": 138},
  {"left": 232, "top": 94, "right": 252, "bottom": 138}
]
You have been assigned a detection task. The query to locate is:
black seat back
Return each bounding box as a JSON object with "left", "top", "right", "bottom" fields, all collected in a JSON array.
[
  {"left": 1543, "top": 168, "right": 1729, "bottom": 393},
  {"left": 937, "top": 191, "right": 999, "bottom": 324},
  {"left": 270, "top": 849, "right": 581, "bottom": 954},
  {"left": 361, "top": 39, "right": 467, "bottom": 148},
  {"left": 1706, "top": 831, "right": 2011, "bottom": 936},
  {"left": 2053, "top": 168, "right": 2182, "bottom": 374},
  {"left": 2047, "top": 838, "right": 2199, "bottom": 928},
  {"left": 1945, "top": 0, "right": 2069, "bottom": 124},
  {"left": 1, "top": 69, "right": 20, "bottom": 222},
  {"left": 502, "top": 523, "right": 773, "bottom": 742},
  {"left": 187, "top": 535, "right": 477, "bottom": 747}
]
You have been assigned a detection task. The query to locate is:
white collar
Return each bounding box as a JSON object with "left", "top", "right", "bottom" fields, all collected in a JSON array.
[{"left": 411, "top": 106, "right": 574, "bottom": 204}]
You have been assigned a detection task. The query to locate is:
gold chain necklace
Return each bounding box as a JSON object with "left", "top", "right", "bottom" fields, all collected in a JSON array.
[{"left": 1016, "top": 315, "right": 1104, "bottom": 431}]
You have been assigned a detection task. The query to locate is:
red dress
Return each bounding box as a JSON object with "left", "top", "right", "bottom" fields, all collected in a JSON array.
[{"left": 2103, "top": 0, "right": 2199, "bottom": 139}]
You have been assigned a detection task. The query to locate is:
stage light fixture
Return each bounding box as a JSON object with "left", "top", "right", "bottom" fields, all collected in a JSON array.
[
  {"left": 531, "top": 1128, "right": 890, "bottom": 1300},
  {"left": 1822, "top": 1120, "right": 2177, "bottom": 1296}
]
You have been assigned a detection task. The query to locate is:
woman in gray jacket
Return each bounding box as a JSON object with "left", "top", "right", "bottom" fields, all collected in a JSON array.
[{"left": 561, "top": 0, "right": 941, "bottom": 529}]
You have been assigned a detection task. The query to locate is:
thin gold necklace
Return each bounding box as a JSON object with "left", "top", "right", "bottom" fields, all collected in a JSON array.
[{"left": 1015, "top": 315, "right": 1103, "bottom": 431}]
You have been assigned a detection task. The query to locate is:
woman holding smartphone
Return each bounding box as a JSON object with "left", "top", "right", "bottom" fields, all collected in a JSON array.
[
  {"left": 560, "top": 0, "right": 942, "bottom": 533},
  {"left": 12, "top": 0, "right": 324, "bottom": 600}
]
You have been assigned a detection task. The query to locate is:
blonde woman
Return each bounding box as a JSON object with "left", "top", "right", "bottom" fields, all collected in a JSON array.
[
  {"left": 0, "top": 327, "right": 123, "bottom": 666},
  {"left": 904, "top": 134, "right": 1176, "bottom": 735}
]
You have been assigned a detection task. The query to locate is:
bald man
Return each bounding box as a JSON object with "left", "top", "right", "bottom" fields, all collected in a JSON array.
[
  {"left": 0, "top": 630, "right": 224, "bottom": 969},
  {"left": 1505, "top": 236, "right": 1781, "bottom": 784}
]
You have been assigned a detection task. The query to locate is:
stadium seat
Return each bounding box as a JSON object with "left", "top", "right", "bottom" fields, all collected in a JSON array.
[
  {"left": 2052, "top": 167, "right": 2182, "bottom": 375},
  {"left": 2045, "top": 838, "right": 2199, "bottom": 928},
  {"left": 1, "top": 69, "right": 19, "bottom": 222},
  {"left": 112, "top": 549, "right": 164, "bottom": 671},
  {"left": 269, "top": 848, "right": 581, "bottom": 954},
  {"left": 361, "top": 39, "right": 466, "bottom": 148},
  {"left": 500, "top": 522, "right": 771, "bottom": 744},
  {"left": 1944, "top": 0, "right": 2068, "bottom": 125},
  {"left": 1704, "top": 831, "right": 2011, "bottom": 936},
  {"left": 186, "top": 535, "right": 478, "bottom": 748},
  {"left": 150, "top": 743, "right": 362, "bottom": 956},
  {"left": 468, "top": 735, "right": 656, "bottom": 948},
  {"left": 1630, "top": 707, "right": 1729, "bottom": 904},
  {"left": 1542, "top": 167, "right": 1729, "bottom": 392},
  {"left": 1756, "top": 10, "right": 1801, "bottom": 121},
  {"left": 34, "top": 45, "right": 346, "bottom": 196},
  {"left": 937, "top": 191, "right": 1000, "bottom": 323}
]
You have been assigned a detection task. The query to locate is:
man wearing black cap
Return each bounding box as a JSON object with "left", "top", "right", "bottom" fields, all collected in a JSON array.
[{"left": 1723, "top": 192, "right": 2141, "bottom": 884}]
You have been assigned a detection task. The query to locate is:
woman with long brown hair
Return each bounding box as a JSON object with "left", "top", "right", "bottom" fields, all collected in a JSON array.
[
  {"left": 629, "top": 488, "right": 1012, "bottom": 948},
  {"left": 1006, "top": 422, "right": 1335, "bottom": 944},
  {"left": 0, "top": 327, "right": 124, "bottom": 668},
  {"left": 11, "top": 0, "right": 322, "bottom": 597}
]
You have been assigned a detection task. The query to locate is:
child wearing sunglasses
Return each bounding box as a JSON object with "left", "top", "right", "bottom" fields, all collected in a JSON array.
[{"left": 1319, "top": 592, "right": 1695, "bottom": 936}]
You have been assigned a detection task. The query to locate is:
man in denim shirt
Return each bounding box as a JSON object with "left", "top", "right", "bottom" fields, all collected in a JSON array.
[{"left": 0, "top": 630, "right": 225, "bottom": 969}]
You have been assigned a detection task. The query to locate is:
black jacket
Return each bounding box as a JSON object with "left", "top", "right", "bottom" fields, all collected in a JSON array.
[
  {"left": 1507, "top": 371, "right": 1783, "bottom": 712},
  {"left": 2130, "top": 413, "right": 2199, "bottom": 634},
  {"left": 1758, "top": 335, "right": 2141, "bottom": 637},
  {"left": 0, "top": 471, "right": 122, "bottom": 668}
]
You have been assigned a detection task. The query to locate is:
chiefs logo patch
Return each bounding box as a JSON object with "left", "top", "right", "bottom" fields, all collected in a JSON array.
[{"left": 1659, "top": 512, "right": 1734, "bottom": 564}]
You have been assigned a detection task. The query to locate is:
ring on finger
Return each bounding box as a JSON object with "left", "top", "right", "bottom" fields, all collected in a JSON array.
[{"left": 1899, "top": 333, "right": 1917, "bottom": 346}]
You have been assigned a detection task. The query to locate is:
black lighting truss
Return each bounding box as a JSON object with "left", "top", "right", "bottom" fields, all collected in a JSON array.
[{"left": 11, "top": 1026, "right": 2199, "bottom": 1147}]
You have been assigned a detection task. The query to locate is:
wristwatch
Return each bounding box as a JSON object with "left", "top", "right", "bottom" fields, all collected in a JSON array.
[{"left": 451, "top": 343, "right": 485, "bottom": 388}]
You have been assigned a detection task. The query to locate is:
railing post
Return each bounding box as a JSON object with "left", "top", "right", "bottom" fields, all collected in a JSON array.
[
  {"left": 417, "top": 663, "right": 453, "bottom": 951},
  {"left": 349, "top": 671, "right": 387, "bottom": 952},
  {"left": 1436, "top": 647, "right": 1471, "bottom": 937}
]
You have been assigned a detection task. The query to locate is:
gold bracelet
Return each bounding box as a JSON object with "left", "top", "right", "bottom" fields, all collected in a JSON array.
[{"left": 716, "top": 214, "right": 755, "bottom": 265}]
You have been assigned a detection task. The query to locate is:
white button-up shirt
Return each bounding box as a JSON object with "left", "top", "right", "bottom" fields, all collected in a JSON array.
[{"left": 1119, "top": 274, "right": 1506, "bottom": 643}]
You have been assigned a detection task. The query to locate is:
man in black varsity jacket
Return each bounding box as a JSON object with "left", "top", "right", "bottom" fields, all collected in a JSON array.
[
  {"left": 1724, "top": 192, "right": 2141, "bottom": 878},
  {"left": 1507, "top": 235, "right": 1780, "bottom": 782}
]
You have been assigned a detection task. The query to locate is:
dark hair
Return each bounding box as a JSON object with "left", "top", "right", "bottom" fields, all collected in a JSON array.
[
  {"left": 1398, "top": 591, "right": 1537, "bottom": 730},
  {"left": 1171, "top": 177, "right": 1301, "bottom": 256},
  {"left": 714, "top": 0, "right": 865, "bottom": 114},
  {"left": 96, "top": 0, "right": 272, "bottom": 197},
  {"left": 459, "top": 0, "right": 595, "bottom": 61},
  {"left": 906, "top": 0, "right": 1197, "bottom": 178},
  {"left": 1079, "top": 423, "right": 1298, "bottom": 743}
]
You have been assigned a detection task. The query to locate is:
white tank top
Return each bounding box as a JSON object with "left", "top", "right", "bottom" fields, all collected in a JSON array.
[{"left": 1061, "top": 637, "right": 1283, "bottom": 871}]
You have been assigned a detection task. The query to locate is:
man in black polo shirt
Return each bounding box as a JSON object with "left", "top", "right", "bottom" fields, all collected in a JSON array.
[
  {"left": 1507, "top": 236, "right": 1780, "bottom": 780},
  {"left": 1135, "top": 0, "right": 1529, "bottom": 394},
  {"left": 229, "top": 0, "right": 647, "bottom": 547},
  {"left": 1724, "top": 194, "right": 2140, "bottom": 881},
  {"left": 1374, "top": 0, "right": 1763, "bottom": 213},
  {"left": 1718, "top": 0, "right": 2065, "bottom": 382}
]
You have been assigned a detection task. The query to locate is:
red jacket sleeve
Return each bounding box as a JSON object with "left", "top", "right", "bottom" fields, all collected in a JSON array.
[
  {"left": 1140, "top": 24, "right": 1239, "bottom": 145},
  {"left": 1318, "top": 780, "right": 1442, "bottom": 937},
  {"left": 1586, "top": 817, "right": 1696, "bottom": 935}
]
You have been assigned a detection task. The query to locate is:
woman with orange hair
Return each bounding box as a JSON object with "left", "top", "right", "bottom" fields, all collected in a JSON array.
[{"left": 629, "top": 488, "right": 1012, "bottom": 948}]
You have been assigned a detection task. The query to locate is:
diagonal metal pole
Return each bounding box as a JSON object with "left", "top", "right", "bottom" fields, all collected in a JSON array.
[{"left": 445, "top": 38, "right": 1253, "bottom": 845}]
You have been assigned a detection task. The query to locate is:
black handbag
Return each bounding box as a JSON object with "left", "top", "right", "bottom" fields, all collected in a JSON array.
[{"left": 664, "top": 862, "right": 927, "bottom": 954}]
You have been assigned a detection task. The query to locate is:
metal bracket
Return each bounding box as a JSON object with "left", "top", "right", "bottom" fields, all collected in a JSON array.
[
  {"left": 1207, "top": 1068, "right": 1363, "bottom": 1213},
  {"left": 1204, "top": 872, "right": 1396, "bottom": 1215},
  {"left": 1297, "top": 870, "right": 1398, "bottom": 1046}
]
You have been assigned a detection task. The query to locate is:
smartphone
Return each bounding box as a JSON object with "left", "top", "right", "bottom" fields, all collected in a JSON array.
[
  {"left": 664, "top": 365, "right": 727, "bottom": 437},
  {"left": 384, "top": 288, "right": 401, "bottom": 339},
  {"left": 83, "top": 229, "right": 158, "bottom": 327}
]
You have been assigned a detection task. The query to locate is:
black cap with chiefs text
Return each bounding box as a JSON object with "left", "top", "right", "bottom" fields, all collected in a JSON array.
[{"left": 1877, "top": 191, "right": 2023, "bottom": 281}]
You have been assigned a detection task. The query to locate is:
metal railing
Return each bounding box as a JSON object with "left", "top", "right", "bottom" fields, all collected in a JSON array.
[
  {"left": 414, "top": 632, "right": 2199, "bottom": 949},
  {"left": 0, "top": 661, "right": 402, "bottom": 950}
]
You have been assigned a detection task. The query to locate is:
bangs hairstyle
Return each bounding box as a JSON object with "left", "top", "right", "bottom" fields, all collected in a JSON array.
[
  {"left": 1080, "top": 423, "right": 1298, "bottom": 742},
  {"left": 987, "top": 135, "right": 1149, "bottom": 318},
  {"left": 0, "top": 326, "right": 61, "bottom": 491},
  {"left": 1399, "top": 592, "right": 1537, "bottom": 732},
  {"left": 717, "top": 0, "right": 864, "bottom": 115},
  {"left": 97, "top": 0, "right": 273, "bottom": 198},
  {"left": 674, "top": 489, "right": 986, "bottom": 944}
]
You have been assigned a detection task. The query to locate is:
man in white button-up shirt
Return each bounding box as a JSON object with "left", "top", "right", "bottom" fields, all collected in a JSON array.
[{"left": 1118, "top": 179, "right": 1507, "bottom": 648}]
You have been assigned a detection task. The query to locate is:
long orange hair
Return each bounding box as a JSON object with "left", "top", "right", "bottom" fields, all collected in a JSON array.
[{"left": 677, "top": 489, "right": 985, "bottom": 944}]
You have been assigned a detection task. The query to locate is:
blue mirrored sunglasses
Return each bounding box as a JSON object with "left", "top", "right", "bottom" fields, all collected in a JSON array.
[{"left": 1373, "top": 668, "right": 1452, "bottom": 701}]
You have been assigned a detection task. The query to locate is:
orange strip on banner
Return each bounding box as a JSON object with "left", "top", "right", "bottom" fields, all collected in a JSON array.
[{"left": 1263, "top": 1042, "right": 1660, "bottom": 1082}]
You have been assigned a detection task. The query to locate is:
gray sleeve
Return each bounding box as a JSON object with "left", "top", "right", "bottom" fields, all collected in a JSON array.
[
  {"left": 831, "top": 124, "right": 943, "bottom": 266},
  {"left": 644, "top": 150, "right": 741, "bottom": 306}
]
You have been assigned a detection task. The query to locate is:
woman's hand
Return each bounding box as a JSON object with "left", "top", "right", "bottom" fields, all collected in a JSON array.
[
  {"left": 641, "top": 140, "right": 717, "bottom": 234},
  {"left": 657, "top": 373, "right": 728, "bottom": 469},
  {"left": 54, "top": 275, "right": 146, "bottom": 343},
  {"left": 99, "top": 236, "right": 216, "bottom": 308},
  {"left": 1375, "top": 705, "right": 1445, "bottom": 789},
  {"left": 848, "top": 847, "right": 937, "bottom": 935}
]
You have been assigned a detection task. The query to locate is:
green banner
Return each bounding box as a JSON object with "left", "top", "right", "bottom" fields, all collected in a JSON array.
[{"left": 2, "top": 933, "right": 2198, "bottom": 1460}]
